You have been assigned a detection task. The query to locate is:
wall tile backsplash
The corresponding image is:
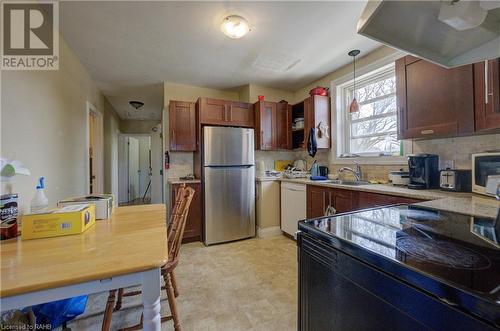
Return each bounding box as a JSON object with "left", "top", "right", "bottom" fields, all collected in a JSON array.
[{"left": 411, "top": 133, "right": 500, "bottom": 169}]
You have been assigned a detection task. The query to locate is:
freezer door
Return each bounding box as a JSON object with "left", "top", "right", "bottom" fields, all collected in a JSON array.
[
  {"left": 204, "top": 166, "right": 256, "bottom": 245},
  {"left": 203, "top": 126, "right": 254, "bottom": 166}
]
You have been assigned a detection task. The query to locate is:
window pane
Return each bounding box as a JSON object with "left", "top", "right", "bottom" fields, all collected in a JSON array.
[
  {"left": 351, "top": 96, "right": 396, "bottom": 120},
  {"left": 351, "top": 115, "right": 397, "bottom": 137},
  {"left": 350, "top": 133, "right": 399, "bottom": 154},
  {"left": 355, "top": 76, "right": 395, "bottom": 103}
]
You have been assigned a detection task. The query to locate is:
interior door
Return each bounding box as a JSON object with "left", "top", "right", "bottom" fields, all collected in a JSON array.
[{"left": 128, "top": 137, "right": 140, "bottom": 201}]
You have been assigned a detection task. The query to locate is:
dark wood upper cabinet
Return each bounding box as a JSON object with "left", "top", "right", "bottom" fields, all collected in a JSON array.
[
  {"left": 198, "top": 97, "right": 254, "bottom": 128},
  {"left": 276, "top": 102, "right": 292, "bottom": 149},
  {"left": 396, "top": 56, "right": 475, "bottom": 139},
  {"left": 169, "top": 100, "right": 196, "bottom": 151},
  {"left": 255, "top": 101, "right": 275, "bottom": 150},
  {"left": 254, "top": 101, "right": 292, "bottom": 150},
  {"left": 171, "top": 182, "right": 202, "bottom": 243},
  {"left": 474, "top": 59, "right": 500, "bottom": 132},
  {"left": 292, "top": 95, "right": 331, "bottom": 149}
]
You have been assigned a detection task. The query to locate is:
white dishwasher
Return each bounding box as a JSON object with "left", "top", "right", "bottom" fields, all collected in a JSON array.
[{"left": 280, "top": 182, "right": 307, "bottom": 237}]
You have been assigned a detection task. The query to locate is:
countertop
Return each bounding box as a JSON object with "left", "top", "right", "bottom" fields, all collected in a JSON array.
[
  {"left": 0, "top": 204, "right": 168, "bottom": 297},
  {"left": 168, "top": 178, "right": 201, "bottom": 184},
  {"left": 279, "top": 177, "right": 499, "bottom": 219}
]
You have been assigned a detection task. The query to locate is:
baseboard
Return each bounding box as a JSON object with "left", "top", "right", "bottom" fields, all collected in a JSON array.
[{"left": 257, "top": 226, "right": 282, "bottom": 239}]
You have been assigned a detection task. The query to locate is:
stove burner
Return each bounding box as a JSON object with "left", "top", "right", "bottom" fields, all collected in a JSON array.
[{"left": 396, "top": 237, "right": 492, "bottom": 270}]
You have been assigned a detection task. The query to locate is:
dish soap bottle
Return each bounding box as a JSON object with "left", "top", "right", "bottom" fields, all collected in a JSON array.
[{"left": 31, "top": 177, "right": 48, "bottom": 213}]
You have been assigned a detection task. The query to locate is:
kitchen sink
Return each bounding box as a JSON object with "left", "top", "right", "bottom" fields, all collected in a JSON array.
[{"left": 324, "top": 180, "right": 372, "bottom": 186}]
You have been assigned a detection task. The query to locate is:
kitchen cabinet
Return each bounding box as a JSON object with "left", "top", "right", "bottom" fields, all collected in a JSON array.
[
  {"left": 357, "top": 191, "right": 423, "bottom": 209},
  {"left": 474, "top": 59, "right": 500, "bottom": 132},
  {"left": 169, "top": 100, "right": 196, "bottom": 151},
  {"left": 256, "top": 181, "right": 281, "bottom": 236},
  {"left": 171, "top": 182, "right": 202, "bottom": 243},
  {"left": 396, "top": 56, "right": 475, "bottom": 139},
  {"left": 306, "top": 185, "right": 354, "bottom": 218},
  {"left": 292, "top": 95, "right": 331, "bottom": 149},
  {"left": 306, "top": 184, "right": 425, "bottom": 218},
  {"left": 198, "top": 97, "right": 254, "bottom": 127},
  {"left": 254, "top": 101, "right": 292, "bottom": 150}
]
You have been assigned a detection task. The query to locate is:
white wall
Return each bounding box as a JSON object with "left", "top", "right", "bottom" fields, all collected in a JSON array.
[
  {"left": 1, "top": 35, "right": 104, "bottom": 214},
  {"left": 138, "top": 136, "right": 151, "bottom": 198}
]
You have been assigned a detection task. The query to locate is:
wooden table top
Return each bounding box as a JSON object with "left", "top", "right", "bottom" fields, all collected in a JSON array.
[{"left": 0, "top": 204, "right": 168, "bottom": 297}]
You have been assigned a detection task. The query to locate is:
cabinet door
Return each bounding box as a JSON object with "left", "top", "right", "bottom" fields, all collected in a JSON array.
[
  {"left": 330, "top": 188, "right": 354, "bottom": 213},
  {"left": 227, "top": 101, "right": 254, "bottom": 127},
  {"left": 172, "top": 183, "right": 202, "bottom": 243},
  {"left": 255, "top": 101, "right": 275, "bottom": 150},
  {"left": 396, "top": 56, "right": 474, "bottom": 139},
  {"left": 307, "top": 185, "right": 328, "bottom": 218},
  {"left": 169, "top": 101, "right": 196, "bottom": 151},
  {"left": 311, "top": 95, "right": 331, "bottom": 149},
  {"left": 276, "top": 102, "right": 292, "bottom": 149},
  {"left": 358, "top": 191, "right": 424, "bottom": 209},
  {"left": 199, "top": 98, "right": 226, "bottom": 125},
  {"left": 474, "top": 59, "right": 500, "bottom": 132}
]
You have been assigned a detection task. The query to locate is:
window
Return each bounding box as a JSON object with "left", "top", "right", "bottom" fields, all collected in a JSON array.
[{"left": 340, "top": 64, "right": 400, "bottom": 157}]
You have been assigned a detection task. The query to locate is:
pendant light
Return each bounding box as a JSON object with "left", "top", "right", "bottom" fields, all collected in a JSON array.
[{"left": 348, "top": 49, "right": 361, "bottom": 113}]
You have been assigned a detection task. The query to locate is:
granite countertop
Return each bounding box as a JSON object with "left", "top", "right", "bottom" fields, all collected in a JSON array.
[
  {"left": 279, "top": 177, "right": 499, "bottom": 219},
  {"left": 168, "top": 178, "right": 201, "bottom": 184}
]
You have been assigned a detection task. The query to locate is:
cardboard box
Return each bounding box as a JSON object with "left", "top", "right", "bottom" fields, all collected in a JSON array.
[
  {"left": 21, "top": 204, "right": 95, "bottom": 240},
  {"left": 58, "top": 194, "right": 113, "bottom": 220}
]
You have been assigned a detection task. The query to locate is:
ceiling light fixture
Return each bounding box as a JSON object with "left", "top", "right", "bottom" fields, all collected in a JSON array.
[
  {"left": 348, "top": 49, "right": 361, "bottom": 113},
  {"left": 129, "top": 101, "right": 144, "bottom": 110},
  {"left": 221, "top": 15, "right": 251, "bottom": 39}
]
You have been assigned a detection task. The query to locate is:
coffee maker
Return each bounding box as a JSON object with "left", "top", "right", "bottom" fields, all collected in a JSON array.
[{"left": 407, "top": 154, "right": 439, "bottom": 189}]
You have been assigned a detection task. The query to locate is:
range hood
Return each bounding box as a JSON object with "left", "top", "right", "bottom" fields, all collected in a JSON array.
[{"left": 357, "top": 0, "right": 500, "bottom": 68}]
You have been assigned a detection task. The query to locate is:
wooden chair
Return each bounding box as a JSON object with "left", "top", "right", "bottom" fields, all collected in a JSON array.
[{"left": 102, "top": 185, "right": 195, "bottom": 331}]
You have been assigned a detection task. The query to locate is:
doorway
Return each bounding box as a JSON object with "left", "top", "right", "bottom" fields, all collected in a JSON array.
[
  {"left": 87, "top": 102, "right": 103, "bottom": 194},
  {"left": 118, "top": 135, "right": 154, "bottom": 206}
]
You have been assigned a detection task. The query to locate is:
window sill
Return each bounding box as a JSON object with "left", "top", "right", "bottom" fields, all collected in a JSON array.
[{"left": 332, "top": 155, "right": 408, "bottom": 165}]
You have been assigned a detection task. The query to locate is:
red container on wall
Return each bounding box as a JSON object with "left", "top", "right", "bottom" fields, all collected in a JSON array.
[{"left": 309, "top": 86, "right": 329, "bottom": 96}]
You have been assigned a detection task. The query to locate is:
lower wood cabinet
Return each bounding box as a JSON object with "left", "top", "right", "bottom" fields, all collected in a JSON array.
[
  {"left": 306, "top": 185, "right": 354, "bottom": 218},
  {"left": 171, "top": 182, "right": 202, "bottom": 243},
  {"left": 306, "top": 184, "right": 425, "bottom": 218}
]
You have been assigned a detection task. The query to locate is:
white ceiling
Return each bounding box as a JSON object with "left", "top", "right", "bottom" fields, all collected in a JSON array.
[{"left": 60, "top": 1, "right": 380, "bottom": 120}]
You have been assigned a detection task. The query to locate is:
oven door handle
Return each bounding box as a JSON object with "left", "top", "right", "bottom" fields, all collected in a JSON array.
[{"left": 437, "top": 297, "right": 458, "bottom": 307}]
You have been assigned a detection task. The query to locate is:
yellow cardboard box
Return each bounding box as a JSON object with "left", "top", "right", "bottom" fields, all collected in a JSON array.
[{"left": 21, "top": 204, "right": 95, "bottom": 240}]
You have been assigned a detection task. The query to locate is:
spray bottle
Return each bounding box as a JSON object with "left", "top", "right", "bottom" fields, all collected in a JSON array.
[{"left": 30, "top": 177, "right": 49, "bottom": 213}]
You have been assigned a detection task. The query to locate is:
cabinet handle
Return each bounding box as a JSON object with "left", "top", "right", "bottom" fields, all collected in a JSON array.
[
  {"left": 485, "top": 60, "right": 489, "bottom": 105},
  {"left": 420, "top": 129, "right": 434, "bottom": 135}
]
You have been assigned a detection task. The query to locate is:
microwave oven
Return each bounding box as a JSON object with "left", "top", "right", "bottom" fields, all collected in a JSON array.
[{"left": 472, "top": 152, "right": 500, "bottom": 196}]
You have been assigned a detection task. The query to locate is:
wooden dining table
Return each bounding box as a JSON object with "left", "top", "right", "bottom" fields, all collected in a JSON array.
[{"left": 0, "top": 204, "right": 168, "bottom": 331}]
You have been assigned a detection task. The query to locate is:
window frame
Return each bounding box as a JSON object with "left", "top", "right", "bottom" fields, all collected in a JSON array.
[
  {"left": 342, "top": 67, "right": 399, "bottom": 157},
  {"left": 330, "top": 51, "right": 411, "bottom": 165}
]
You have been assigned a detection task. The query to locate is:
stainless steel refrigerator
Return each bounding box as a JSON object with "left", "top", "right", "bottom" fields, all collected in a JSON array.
[{"left": 203, "top": 126, "right": 256, "bottom": 245}]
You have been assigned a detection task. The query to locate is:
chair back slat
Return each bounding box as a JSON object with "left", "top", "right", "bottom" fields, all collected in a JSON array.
[{"left": 168, "top": 185, "right": 195, "bottom": 262}]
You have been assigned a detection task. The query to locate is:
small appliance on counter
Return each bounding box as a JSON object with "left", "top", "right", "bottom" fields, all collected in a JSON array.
[
  {"left": 319, "top": 166, "right": 329, "bottom": 177},
  {"left": 388, "top": 169, "right": 409, "bottom": 186},
  {"left": 407, "top": 154, "right": 439, "bottom": 189},
  {"left": 439, "top": 169, "right": 472, "bottom": 192},
  {"left": 58, "top": 194, "right": 114, "bottom": 220},
  {"left": 472, "top": 151, "right": 500, "bottom": 197}
]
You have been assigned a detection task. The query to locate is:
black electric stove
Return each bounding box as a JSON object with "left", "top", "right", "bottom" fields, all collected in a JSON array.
[{"left": 298, "top": 205, "right": 500, "bottom": 329}]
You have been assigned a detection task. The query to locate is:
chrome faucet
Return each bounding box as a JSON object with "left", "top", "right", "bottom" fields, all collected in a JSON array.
[{"left": 339, "top": 161, "right": 362, "bottom": 181}]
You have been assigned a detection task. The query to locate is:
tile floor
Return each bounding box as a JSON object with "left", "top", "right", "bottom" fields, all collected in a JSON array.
[{"left": 68, "top": 235, "right": 297, "bottom": 331}]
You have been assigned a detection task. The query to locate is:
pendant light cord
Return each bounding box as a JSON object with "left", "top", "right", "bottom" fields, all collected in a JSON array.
[{"left": 353, "top": 55, "right": 356, "bottom": 99}]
